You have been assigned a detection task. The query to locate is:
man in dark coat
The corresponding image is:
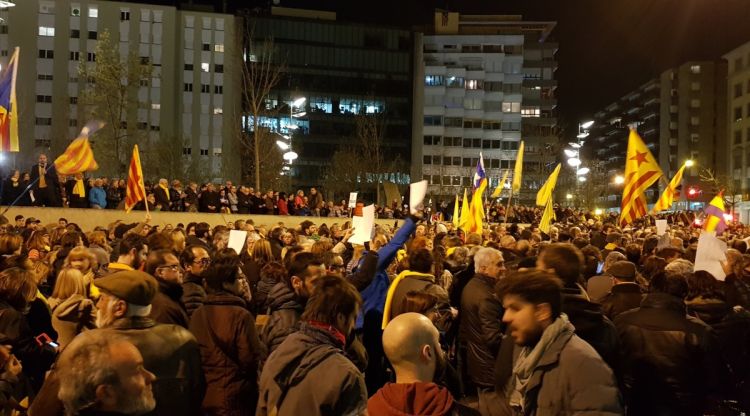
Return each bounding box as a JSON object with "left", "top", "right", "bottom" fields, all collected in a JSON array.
[
  {"left": 459, "top": 247, "right": 506, "bottom": 414},
  {"left": 198, "top": 183, "right": 219, "bottom": 213},
  {"left": 64, "top": 173, "right": 89, "bottom": 208},
  {"left": 153, "top": 179, "right": 171, "bottom": 211},
  {"left": 180, "top": 245, "right": 211, "bottom": 318},
  {"left": 236, "top": 186, "right": 253, "bottom": 214},
  {"left": 183, "top": 182, "right": 199, "bottom": 212},
  {"left": 257, "top": 275, "right": 367, "bottom": 416},
  {"left": 615, "top": 272, "right": 717, "bottom": 415},
  {"left": 30, "top": 153, "right": 62, "bottom": 207},
  {"left": 599, "top": 261, "right": 645, "bottom": 320},
  {"left": 146, "top": 250, "right": 189, "bottom": 328}
]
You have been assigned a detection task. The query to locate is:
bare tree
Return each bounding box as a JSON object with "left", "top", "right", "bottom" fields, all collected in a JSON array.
[
  {"left": 699, "top": 168, "right": 740, "bottom": 213},
  {"left": 234, "top": 23, "right": 286, "bottom": 190},
  {"left": 78, "top": 30, "right": 153, "bottom": 177}
]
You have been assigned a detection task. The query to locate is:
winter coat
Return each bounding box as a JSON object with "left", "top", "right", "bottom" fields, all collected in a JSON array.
[
  {"left": 459, "top": 273, "right": 504, "bottom": 388},
  {"left": 257, "top": 322, "right": 367, "bottom": 416},
  {"left": 260, "top": 282, "right": 304, "bottom": 355},
  {"left": 150, "top": 279, "right": 189, "bottom": 328},
  {"left": 724, "top": 272, "right": 750, "bottom": 309},
  {"left": 181, "top": 273, "right": 206, "bottom": 318},
  {"left": 48, "top": 295, "right": 96, "bottom": 348},
  {"left": 561, "top": 286, "right": 620, "bottom": 371},
  {"left": 0, "top": 301, "right": 55, "bottom": 393},
  {"left": 501, "top": 320, "right": 623, "bottom": 416},
  {"left": 614, "top": 293, "right": 717, "bottom": 415},
  {"left": 368, "top": 382, "right": 479, "bottom": 416},
  {"left": 189, "top": 292, "right": 263, "bottom": 416},
  {"left": 88, "top": 186, "right": 107, "bottom": 208},
  {"left": 599, "top": 283, "right": 645, "bottom": 320}
]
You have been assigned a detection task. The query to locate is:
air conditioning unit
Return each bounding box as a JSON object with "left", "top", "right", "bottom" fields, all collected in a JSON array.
[{"left": 71, "top": 7, "right": 81, "bottom": 16}]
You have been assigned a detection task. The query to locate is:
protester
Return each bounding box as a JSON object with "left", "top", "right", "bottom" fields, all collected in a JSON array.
[{"left": 145, "top": 249, "right": 189, "bottom": 328}]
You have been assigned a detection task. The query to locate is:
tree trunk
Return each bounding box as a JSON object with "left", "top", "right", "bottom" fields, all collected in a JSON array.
[{"left": 254, "top": 126, "right": 261, "bottom": 191}]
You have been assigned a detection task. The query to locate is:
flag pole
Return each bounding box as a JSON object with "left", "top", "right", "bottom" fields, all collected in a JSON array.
[{"left": 504, "top": 190, "right": 513, "bottom": 227}]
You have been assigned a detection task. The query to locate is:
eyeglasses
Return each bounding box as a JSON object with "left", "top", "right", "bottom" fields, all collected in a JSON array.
[
  {"left": 193, "top": 258, "right": 211, "bottom": 266},
  {"left": 157, "top": 265, "right": 182, "bottom": 272}
]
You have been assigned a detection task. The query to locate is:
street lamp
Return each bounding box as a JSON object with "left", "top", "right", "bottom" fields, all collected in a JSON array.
[
  {"left": 580, "top": 120, "right": 595, "bottom": 130},
  {"left": 275, "top": 140, "right": 290, "bottom": 150},
  {"left": 614, "top": 175, "right": 625, "bottom": 185},
  {"left": 685, "top": 159, "right": 695, "bottom": 168},
  {"left": 567, "top": 158, "right": 581, "bottom": 167}
]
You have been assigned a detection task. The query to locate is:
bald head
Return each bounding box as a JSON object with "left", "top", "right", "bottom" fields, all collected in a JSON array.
[{"left": 382, "top": 313, "right": 442, "bottom": 383}]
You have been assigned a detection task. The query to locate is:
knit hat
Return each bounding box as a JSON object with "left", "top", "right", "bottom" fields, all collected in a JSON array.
[{"left": 94, "top": 270, "right": 158, "bottom": 306}]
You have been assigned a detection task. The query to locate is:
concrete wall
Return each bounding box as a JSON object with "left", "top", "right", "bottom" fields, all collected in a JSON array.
[{"left": 2, "top": 206, "right": 403, "bottom": 231}]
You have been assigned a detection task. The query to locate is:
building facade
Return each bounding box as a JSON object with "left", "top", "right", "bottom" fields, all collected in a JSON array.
[
  {"left": 0, "top": 0, "right": 239, "bottom": 179},
  {"left": 588, "top": 61, "right": 726, "bottom": 211},
  {"left": 724, "top": 42, "right": 750, "bottom": 221},
  {"left": 412, "top": 12, "right": 557, "bottom": 203},
  {"left": 249, "top": 7, "right": 414, "bottom": 193}
]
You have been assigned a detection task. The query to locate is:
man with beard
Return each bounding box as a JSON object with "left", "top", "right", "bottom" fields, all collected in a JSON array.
[
  {"left": 30, "top": 153, "right": 62, "bottom": 207},
  {"left": 369, "top": 313, "right": 478, "bottom": 416},
  {"left": 57, "top": 331, "right": 157, "bottom": 416},
  {"left": 260, "top": 252, "right": 325, "bottom": 354},
  {"left": 496, "top": 270, "right": 622, "bottom": 415},
  {"left": 257, "top": 275, "right": 366, "bottom": 416},
  {"left": 30, "top": 271, "right": 205, "bottom": 416},
  {"left": 146, "top": 250, "right": 189, "bottom": 328},
  {"left": 102, "top": 234, "right": 148, "bottom": 274}
]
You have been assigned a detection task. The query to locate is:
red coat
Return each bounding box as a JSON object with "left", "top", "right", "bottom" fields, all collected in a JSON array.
[{"left": 278, "top": 198, "right": 288, "bottom": 215}]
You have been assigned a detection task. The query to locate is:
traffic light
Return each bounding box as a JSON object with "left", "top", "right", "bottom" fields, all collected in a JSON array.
[{"left": 687, "top": 186, "right": 701, "bottom": 199}]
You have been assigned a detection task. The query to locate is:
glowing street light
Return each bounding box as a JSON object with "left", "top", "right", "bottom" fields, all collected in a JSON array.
[
  {"left": 283, "top": 151, "right": 298, "bottom": 161},
  {"left": 566, "top": 194, "right": 573, "bottom": 200},
  {"left": 577, "top": 132, "right": 589, "bottom": 139},
  {"left": 614, "top": 175, "right": 625, "bottom": 185},
  {"left": 685, "top": 159, "right": 695, "bottom": 167},
  {"left": 275, "top": 140, "right": 290, "bottom": 150},
  {"left": 292, "top": 97, "right": 307, "bottom": 107},
  {"left": 576, "top": 167, "right": 590, "bottom": 175},
  {"left": 568, "top": 142, "right": 582, "bottom": 148},
  {"left": 594, "top": 208, "right": 603, "bottom": 216},
  {"left": 567, "top": 158, "right": 581, "bottom": 167},
  {"left": 578, "top": 176, "right": 587, "bottom": 182},
  {"left": 580, "top": 120, "right": 595, "bottom": 129},
  {"left": 564, "top": 149, "right": 578, "bottom": 158}
]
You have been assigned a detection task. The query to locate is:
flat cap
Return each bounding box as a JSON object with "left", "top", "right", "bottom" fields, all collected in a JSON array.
[
  {"left": 94, "top": 270, "right": 158, "bottom": 306},
  {"left": 609, "top": 260, "right": 636, "bottom": 280}
]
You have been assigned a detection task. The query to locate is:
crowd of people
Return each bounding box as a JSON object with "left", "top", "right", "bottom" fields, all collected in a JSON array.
[{"left": 0, "top": 164, "right": 748, "bottom": 414}]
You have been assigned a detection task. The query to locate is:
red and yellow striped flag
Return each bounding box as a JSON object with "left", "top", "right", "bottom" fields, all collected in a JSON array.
[
  {"left": 124, "top": 145, "right": 147, "bottom": 213},
  {"left": 619, "top": 129, "right": 663, "bottom": 227},
  {"left": 54, "top": 121, "right": 103, "bottom": 175},
  {"left": 651, "top": 163, "right": 686, "bottom": 214}
]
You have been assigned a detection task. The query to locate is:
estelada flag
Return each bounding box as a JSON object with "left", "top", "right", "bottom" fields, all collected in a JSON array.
[
  {"left": 124, "top": 144, "right": 147, "bottom": 213},
  {"left": 704, "top": 191, "right": 727, "bottom": 235},
  {"left": 619, "top": 129, "right": 663, "bottom": 227},
  {"left": 54, "top": 121, "right": 103, "bottom": 175},
  {"left": 0, "top": 47, "right": 20, "bottom": 152},
  {"left": 651, "top": 162, "right": 686, "bottom": 214}
]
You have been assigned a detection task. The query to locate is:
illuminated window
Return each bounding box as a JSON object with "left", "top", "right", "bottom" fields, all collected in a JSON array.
[
  {"left": 214, "top": 44, "right": 224, "bottom": 53},
  {"left": 201, "top": 62, "right": 209, "bottom": 72},
  {"left": 88, "top": 6, "right": 98, "bottom": 18},
  {"left": 38, "top": 27, "right": 55, "bottom": 36},
  {"left": 465, "top": 79, "right": 482, "bottom": 90}
]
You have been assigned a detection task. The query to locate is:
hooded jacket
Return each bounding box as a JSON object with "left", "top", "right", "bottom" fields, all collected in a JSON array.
[
  {"left": 260, "top": 282, "right": 304, "bottom": 355},
  {"left": 49, "top": 294, "right": 96, "bottom": 348},
  {"left": 368, "top": 382, "right": 478, "bottom": 416},
  {"left": 257, "top": 322, "right": 367, "bottom": 416}
]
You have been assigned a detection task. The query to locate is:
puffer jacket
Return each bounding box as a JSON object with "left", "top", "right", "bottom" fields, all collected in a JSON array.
[
  {"left": 189, "top": 292, "right": 263, "bottom": 416},
  {"left": 260, "top": 282, "right": 304, "bottom": 355},
  {"left": 257, "top": 322, "right": 367, "bottom": 416},
  {"left": 459, "top": 273, "right": 504, "bottom": 388},
  {"left": 48, "top": 295, "right": 96, "bottom": 348},
  {"left": 614, "top": 293, "right": 717, "bottom": 415}
]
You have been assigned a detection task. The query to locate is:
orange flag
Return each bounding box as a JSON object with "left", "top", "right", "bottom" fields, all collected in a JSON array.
[{"left": 124, "top": 145, "right": 147, "bottom": 213}]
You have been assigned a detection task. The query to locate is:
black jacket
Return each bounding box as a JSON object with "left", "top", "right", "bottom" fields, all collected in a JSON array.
[
  {"left": 459, "top": 274, "right": 503, "bottom": 388},
  {"left": 260, "top": 282, "right": 304, "bottom": 355},
  {"left": 614, "top": 293, "right": 717, "bottom": 415},
  {"left": 0, "top": 302, "right": 55, "bottom": 393},
  {"left": 151, "top": 279, "right": 189, "bottom": 328},
  {"left": 600, "top": 282, "right": 644, "bottom": 320},
  {"left": 562, "top": 285, "right": 620, "bottom": 371}
]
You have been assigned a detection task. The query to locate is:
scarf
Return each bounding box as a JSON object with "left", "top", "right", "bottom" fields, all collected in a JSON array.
[
  {"left": 73, "top": 179, "right": 86, "bottom": 197},
  {"left": 159, "top": 184, "right": 170, "bottom": 201},
  {"left": 510, "top": 314, "right": 572, "bottom": 411}
]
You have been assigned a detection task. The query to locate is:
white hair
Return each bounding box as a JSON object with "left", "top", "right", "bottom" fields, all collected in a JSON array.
[
  {"left": 474, "top": 247, "right": 503, "bottom": 273},
  {"left": 665, "top": 259, "right": 693, "bottom": 276}
]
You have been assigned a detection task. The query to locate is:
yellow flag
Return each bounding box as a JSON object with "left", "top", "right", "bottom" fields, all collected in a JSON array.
[
  {"left": 619, "top": 129, "right": 663, "bottom": 227},
  {"left": 469, "top": 179, "right": 488, "bottom": 233},
  {"left": 651, "top": 163, "right": 686, "bottom": 214},
  {"left": 535, "top": 163, "right": 561, "bottom": 206},
  {"left": 458, "top": 188, "right": 471, "bottom": 230},
  {"left": 452, "top": 194, "right": 460, "bottom": 227},
  {"left": 512, "top": 141, "right": 524, "bottom": 193},
  {"left": 540, "top": 197, "right": 555, "bottom": 234},
  {"left": 491, "top": 170, "right": 509, "bottom": 198}
]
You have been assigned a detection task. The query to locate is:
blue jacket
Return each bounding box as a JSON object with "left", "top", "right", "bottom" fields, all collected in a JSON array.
[
  {"left": 89, "top": 186, "right": 107, "bottom": 208},
  {"left": 355, "top": 217, "right": 416, "bottom": 329}
]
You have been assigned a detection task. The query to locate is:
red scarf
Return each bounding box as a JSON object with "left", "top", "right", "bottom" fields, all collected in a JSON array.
[{"left": 306, "top": 320, "right": 346, "bottom": 348}]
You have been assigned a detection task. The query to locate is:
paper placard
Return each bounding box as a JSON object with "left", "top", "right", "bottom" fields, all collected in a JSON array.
[
  {"left": 348, "top": 192, "right": 358, "bottom": 208},
  {"left": 694, "top": 231, "right": 728, "bottom": 281},
  {"left": 655, "top": 220, "right": 668, "bottom": 236},
  {"left": 349, "top": 204, "right": 375, "bottom": 245},
  {"left": 409, "top": 180, "right": 428, "bottom": 214},
  {"left": 228, "top": 230, "right": 248, "bottom": 254}
]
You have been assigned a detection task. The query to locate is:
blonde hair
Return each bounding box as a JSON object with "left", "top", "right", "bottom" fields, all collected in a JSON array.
[
  {"left": 63, "top": 247, "right": 98, "bottom": 273},
  {"left": 52, "top": 268, "right": 87, "bottom": 299},
  {"left": 170, "top": 229, "right": 186, "bottom": 253}
]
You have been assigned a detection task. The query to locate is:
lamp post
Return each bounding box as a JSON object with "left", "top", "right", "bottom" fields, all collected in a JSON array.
[
  {"left": 282, "top": 97, "right": 305, "bottom": 168},
  {"left": 565, "top": 120, "right": 594, "bottom": 208}
]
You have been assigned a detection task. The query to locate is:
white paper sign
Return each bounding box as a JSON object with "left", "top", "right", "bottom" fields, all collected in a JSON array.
[
  {"left": 228, "top": 230, "right": 248, "bottom": 255},
  {"left": 694, "top": 231, "right": 728, "bottom": 281},
  {"left": 655, "top": 220, "right": 668, "bottom": 236},
  {"left": 349, "top": 204, "right": 375, "bottom": 245},
  {"left": 348, "top": 192, "right": 358, "bottom": 208},
  {"left": 409, "top": 180, "right": 428, "bottom": 214}
]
